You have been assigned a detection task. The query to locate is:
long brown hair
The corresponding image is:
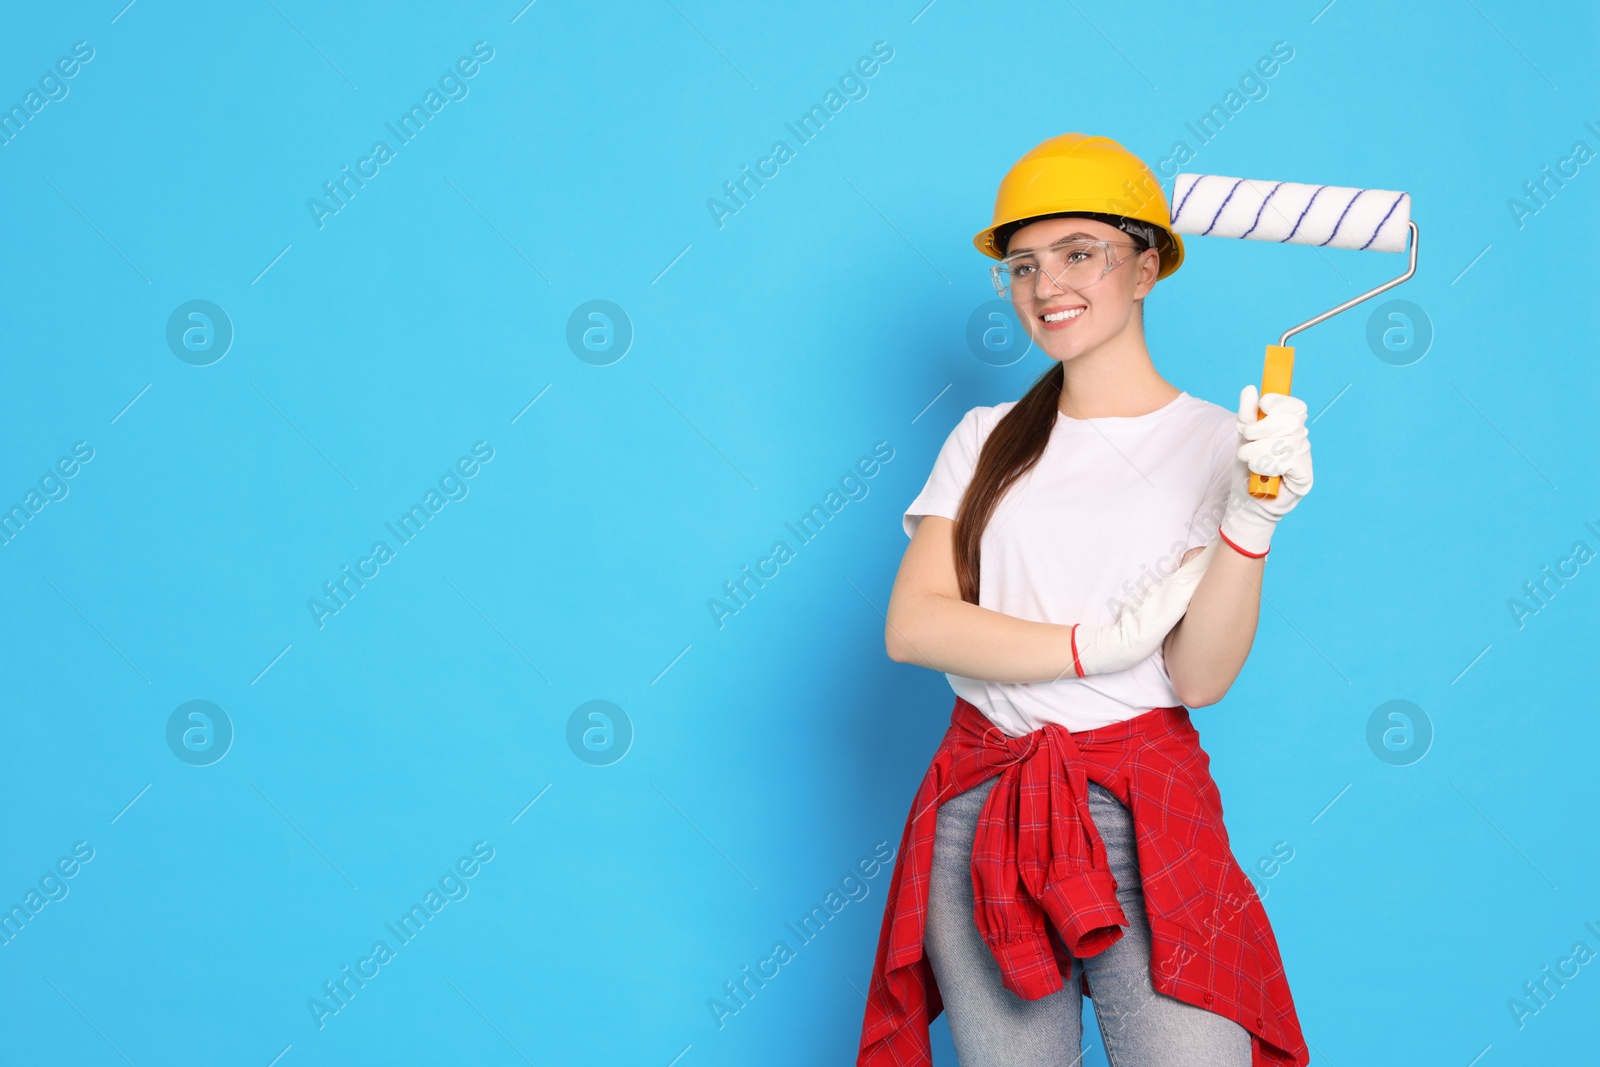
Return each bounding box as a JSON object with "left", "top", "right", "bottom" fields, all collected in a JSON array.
[
  {"left": 952, "top": 215, "right": 1154, "bottom": 603},
  {"left": 951, "top": 361, "right": 1064, "bottom": 603}
]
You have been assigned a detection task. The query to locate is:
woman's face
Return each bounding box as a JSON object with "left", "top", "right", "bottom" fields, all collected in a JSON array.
[{"left": 1003, "top": 216, "right": 1161, "bottom": 361}]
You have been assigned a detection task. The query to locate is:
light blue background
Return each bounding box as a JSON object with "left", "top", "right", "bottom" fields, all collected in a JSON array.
[{"left": 2, "top": 1, "right": 1597, "bottom": 1065}]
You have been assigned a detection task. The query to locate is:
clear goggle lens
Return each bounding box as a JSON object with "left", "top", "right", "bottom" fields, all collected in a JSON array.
[{"left": 991, "top": 239, "right": 1137, "bottom": 299}]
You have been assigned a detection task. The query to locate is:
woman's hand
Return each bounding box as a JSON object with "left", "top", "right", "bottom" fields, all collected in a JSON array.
[
  {"left": 1218, "top": 385, "right": 1314, "bottom": 558},
  {"left": 885, "top": 516, "right": 1219, "bottom": 685},
  {"left": 1071, "top": 541, "right": 1219, "bottom": 676}
]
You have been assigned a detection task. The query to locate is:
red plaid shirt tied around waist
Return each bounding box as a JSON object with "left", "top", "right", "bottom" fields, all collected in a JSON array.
[{"left": 856, "top": 697, "right": 1308, "bottom": 1067}]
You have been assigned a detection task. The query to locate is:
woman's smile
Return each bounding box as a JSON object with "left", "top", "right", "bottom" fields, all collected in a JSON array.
[{"left": 1038, "top": 302, "right": 1087, "bottom": 329}]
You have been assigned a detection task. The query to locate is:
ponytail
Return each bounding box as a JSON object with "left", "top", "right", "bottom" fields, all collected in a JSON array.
[{"left": 951, "top": 361, "right": 1063, "bottom": 603}]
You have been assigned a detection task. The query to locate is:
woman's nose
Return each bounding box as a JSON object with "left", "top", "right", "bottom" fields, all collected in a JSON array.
[{"left": 1033, "top": 264, "right": 1069, "bottom": 298}]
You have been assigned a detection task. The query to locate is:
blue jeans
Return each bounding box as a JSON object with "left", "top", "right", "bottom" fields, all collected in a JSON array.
[{"left": 923, "top": 775, "right": 1252, "bottom": 1067}]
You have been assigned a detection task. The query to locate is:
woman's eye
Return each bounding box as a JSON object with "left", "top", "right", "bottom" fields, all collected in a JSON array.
[
  {"left": 1013, "top": 264, "right": 1036, "bottom": 276},
  {"left": 1065, "top": 250, "right": 1090, "bottom": 264}
]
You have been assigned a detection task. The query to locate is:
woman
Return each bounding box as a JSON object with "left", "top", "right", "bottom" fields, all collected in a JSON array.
[{"left": 856, "top": 134, "right": 1313, "bottom": 1067}]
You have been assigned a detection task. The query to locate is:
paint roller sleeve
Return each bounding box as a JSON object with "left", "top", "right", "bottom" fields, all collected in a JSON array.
[{"left": 1170, "top": 173, "right": 1412, "bottom": 252}]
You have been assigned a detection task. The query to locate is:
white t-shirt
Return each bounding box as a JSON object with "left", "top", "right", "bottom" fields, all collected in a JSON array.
[{"left": 902, "top": 390, "right": 1238, "bottom": 736}]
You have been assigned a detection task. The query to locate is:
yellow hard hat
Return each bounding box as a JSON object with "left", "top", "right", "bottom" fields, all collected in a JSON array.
[{"left": 973, "top": 132, "right": 1185, "bottom": 281}]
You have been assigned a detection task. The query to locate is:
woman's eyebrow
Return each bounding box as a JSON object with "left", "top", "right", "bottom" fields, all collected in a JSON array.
[{"left": 1006, "top": 232, "right": 1097, "bottom": 255}]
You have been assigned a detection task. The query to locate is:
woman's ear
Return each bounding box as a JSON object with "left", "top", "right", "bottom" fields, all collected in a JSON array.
[{"left": 1131, "top": 247, "right": 1161, "bottom": 299}]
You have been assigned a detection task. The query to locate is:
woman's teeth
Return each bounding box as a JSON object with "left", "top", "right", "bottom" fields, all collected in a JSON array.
[{"left": 1043, "top": 307, "right": 1085, "bottom": 323}]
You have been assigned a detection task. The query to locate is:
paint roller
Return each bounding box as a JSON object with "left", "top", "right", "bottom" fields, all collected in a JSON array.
[{"left": 1169, "top": 174, "right": 1419, "bottom": 497}]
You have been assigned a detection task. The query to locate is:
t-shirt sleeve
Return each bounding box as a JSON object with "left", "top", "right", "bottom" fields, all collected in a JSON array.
[
  {"left": 903, "top": 407, "right": 987, "bottom": 539},
  {"left": 1183, "top": 414, "right": 1240, "bottom": 551}
]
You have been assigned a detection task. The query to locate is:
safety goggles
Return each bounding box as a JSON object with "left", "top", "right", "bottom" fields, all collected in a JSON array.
[{"left": 991, "top": 238, "right": 1145, "bottom": 300}]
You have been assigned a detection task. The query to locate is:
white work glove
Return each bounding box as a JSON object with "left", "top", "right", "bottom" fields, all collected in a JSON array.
[
  {"left": 1218, "top": 385, "right": 1314, "bottom": 558},
  {"left": 1069, "top": 541, "right": 1219, "bottom": 677}
]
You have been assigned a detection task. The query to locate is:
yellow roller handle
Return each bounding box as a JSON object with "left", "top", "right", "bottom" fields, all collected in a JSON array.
[{"left": 1249, "top": 344, "right": 1295, "bottom": 498}]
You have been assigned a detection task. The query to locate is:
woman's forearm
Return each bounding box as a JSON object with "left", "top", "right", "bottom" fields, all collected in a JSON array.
[
  {"left": 1162, "top": 545, "right": 1265, "bottom": 707},
  {"left": 884, "top": 592, "right": 1077, "bottom": 684}
]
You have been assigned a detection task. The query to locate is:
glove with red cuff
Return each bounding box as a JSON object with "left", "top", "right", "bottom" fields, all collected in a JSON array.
[
  {"left": 1218, "top": 385, "right": 1314, "bottom": 558},
  {"left": 1069, "top": 540, "right": 1219, "bottom": 677}
]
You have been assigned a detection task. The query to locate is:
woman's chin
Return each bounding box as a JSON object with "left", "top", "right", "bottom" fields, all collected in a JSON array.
[{"left": 1037, "top": 338, "right": 1086, "bottom": 363}]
